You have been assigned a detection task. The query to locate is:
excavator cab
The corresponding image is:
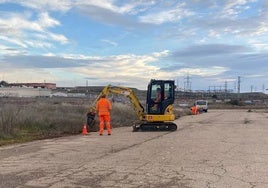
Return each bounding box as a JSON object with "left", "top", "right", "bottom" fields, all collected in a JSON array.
[
  {"left": 133, "top": 79, "right": 177, "bottom": 131},
  {"left": 147, "top": 80, "right": 175, "bottom": 115}
]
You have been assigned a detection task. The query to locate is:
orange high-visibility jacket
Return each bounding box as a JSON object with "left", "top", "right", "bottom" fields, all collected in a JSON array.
[
  {"left": 191, "top": 106, "right": 197, "bottom": 114},
  {"left": 96, "top": 98, "right": 112, "bottom": 116}
]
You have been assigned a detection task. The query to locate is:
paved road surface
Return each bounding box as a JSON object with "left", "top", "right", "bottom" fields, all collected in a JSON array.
[{"left": 1, "top": 109, "right": 268, "bottom": 188}]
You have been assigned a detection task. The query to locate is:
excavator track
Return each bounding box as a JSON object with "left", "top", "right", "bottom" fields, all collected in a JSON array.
[{"left": 133, "top": 122, "right": 177, "bottom": 132}]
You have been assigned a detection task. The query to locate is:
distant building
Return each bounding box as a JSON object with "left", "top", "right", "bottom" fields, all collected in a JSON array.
[
  {"left": 8, "top": 82, "right": 56, "bottom": 89},
  {"left": 0, "top": 87, "right": 51, "bottom": 97}
]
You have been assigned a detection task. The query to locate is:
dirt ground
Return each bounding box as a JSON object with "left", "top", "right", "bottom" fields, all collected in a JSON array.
[{"left": 0, "top": 109, "right": 268, "bottom": 188}]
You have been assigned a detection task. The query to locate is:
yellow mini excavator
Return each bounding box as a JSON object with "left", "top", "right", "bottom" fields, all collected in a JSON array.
[{"left": 86, "top": 79, "right": 177, "bottom": 132}]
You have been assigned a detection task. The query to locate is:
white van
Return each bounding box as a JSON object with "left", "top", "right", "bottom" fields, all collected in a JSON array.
[{"left": 194, "top": 100, "right": 208, "bottom": 112}]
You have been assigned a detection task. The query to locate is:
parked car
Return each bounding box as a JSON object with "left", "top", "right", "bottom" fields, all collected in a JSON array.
[{"left": 194, "top": 100, "right": 208, "bottom": 112}]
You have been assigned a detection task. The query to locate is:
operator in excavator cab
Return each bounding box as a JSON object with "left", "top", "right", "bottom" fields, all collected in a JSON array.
[
  {"left": 155, "top": 88, "right": 161, "bottom": 103},
  {"left": 152, "top": 87, "right": 162, "bottom": 112}
]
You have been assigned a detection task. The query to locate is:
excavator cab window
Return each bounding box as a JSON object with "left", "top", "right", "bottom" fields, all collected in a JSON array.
[
  {"left": 147, "top": 80, "right": 175, "bottom": 115},
  {"left": 149, "top": 83, "right": 162, "bottom": 114}
]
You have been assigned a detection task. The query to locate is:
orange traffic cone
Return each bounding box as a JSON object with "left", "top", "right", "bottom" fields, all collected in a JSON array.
[{"left": 82, "top": 124, "right": 88, "bottom": 135}]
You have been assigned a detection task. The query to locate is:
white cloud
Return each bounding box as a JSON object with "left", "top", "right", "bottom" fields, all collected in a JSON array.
[
  {"left": 43, "top": 53, "right": 56, "bottom": 57},
  {"left": 75, "top": 0, "right": 155, "bottom": 15},
  {"left": 152, "top": 50, "right": 169, "bottom": 58},
  {"left": 0, "top": 12, "right": 41, "bottom": 34},
  {"left": 0, "top": 11, "right": 68, "bottom": 49},
  {"left": 101, "top": 39, "right": 118, "bottom": 47},
  {"left": 0, "top": 36, "right": 27, "bottom": 48},
  {"left": 208, "top": 29, "right": 221, "bottom": 38},
  {"left": 0, "top": 44, "right": 23, "bottom": 55},
  {"left": 220, "top": 0, "right": 257, "bottom": 18},
  {"left": 38, "top": 12, "right": 60, "bottom": 28},
  {"left": 61, "top": 54, "right": 103, "bottom": 60},
  {"left": 248, "top": 38, "right": 268, "bottom": 51},
  {"left": 25, "top": 40, "right": 53, "bottom": 49},
  {"left": 75, "top": 0, "right": 118, "bottom": 13},
  {"left": 1, "top": 0, "right": 154, "bottom": 15},
  {"left": 48, "top": 33, "right": 68, "bottom": 44},
  {"left": 0, "top": 12, "right": 53, "bottom": 32},
  {"left": 224, "top": 0, "right": 250, "bottom": 10},
  {"left": 254, "top": 22, "right": 268, "bottom": 35},
  {"left": 11, "top": 0, "right": 71, "bottom": 12},
  {"left": 139, "top": 4, "right": 194, "bottom": 24}
]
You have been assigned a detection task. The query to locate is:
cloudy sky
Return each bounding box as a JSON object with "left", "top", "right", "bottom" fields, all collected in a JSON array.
[{"left": 0, "top": 0, "right": 267, "bottom": 92}]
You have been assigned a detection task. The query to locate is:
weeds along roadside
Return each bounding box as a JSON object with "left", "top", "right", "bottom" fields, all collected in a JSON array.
[{"left": 0, "top": 98, "right": 140, "bottom": 145}]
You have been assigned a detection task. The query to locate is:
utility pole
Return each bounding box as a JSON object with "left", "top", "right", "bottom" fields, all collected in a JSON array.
[
  {"left": 224, "top": 81, "right": 228, "bottom": 99},
  {"left": 224, "top": 81, "right": 227, "bottom": 93},
  {"left": 237, "top": 76, "right": 241, "bottom": 99},
  {"left": 184, "top": 74, "right": 191, "bottom": 92},
  {"left": 237, "top": 76, "right": 241, "bottom": 94}
]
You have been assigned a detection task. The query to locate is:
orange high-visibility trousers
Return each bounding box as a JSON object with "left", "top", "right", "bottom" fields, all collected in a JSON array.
[{"left": 99, "top": 115, "right": 111, "bottom": 135}]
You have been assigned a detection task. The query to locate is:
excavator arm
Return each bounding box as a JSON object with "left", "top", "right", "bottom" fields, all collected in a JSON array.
[{"left": 86, "top": 85, "right": 145, "bottom": 131}]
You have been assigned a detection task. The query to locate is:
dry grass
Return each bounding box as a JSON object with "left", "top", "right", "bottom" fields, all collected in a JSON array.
[
  {"left": 0, "top": 104, "right": 20, "bottom": 137},
  {"left": 0, "top": 100, "right": 86, "bottom": 144},
  {"left": 0, "top": 98, "right": 142, "bottom": 145},
  {"left": 110, "top": 102, "right": 137, "bottom": 127}
]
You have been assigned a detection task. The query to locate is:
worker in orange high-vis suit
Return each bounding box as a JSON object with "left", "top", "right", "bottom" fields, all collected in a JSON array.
[
  {"left": 191, "top": 106, "right": 198, "bottom": 115},
  {"left": 96, "top": 94, "right": 112, "bottom": 136}
]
